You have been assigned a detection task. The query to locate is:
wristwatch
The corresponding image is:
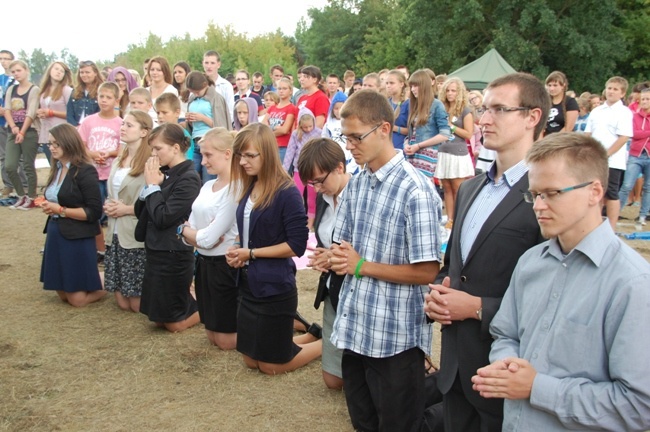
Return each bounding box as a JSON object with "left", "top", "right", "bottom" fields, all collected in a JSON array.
[
  {"left": 176, "top": 223, "right": 189, "bottom": 239},
  {"left": 476, "top": 308, "right": 483, "bottom": 321}
]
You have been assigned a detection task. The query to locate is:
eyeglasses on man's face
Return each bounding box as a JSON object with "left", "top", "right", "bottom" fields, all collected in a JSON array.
[
  {"left": 476, "top": 106, "right": 531, "bottom": 117},
  {"left": 308, "top": 171, "right": 332, "bottom": 187},
  {"left": 523, "top": 181, "right": 593, "bottom": 203},
  {"left": 343, "top": 124, "right": 382, "bottom": 146}
]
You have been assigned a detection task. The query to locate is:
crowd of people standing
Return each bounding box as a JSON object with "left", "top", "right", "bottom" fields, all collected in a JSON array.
[{"left": 1, "top": 45, "right": 650, "bottom": 431}]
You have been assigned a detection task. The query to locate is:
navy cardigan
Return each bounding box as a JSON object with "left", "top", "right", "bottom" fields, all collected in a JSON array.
[{"left": 236, "top": 184, "right": 308, "bottom": 298}]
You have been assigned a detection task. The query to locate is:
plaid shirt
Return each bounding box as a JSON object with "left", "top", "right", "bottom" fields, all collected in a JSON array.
[{"left": 332, "top": 151, "right": 443, "bottom": 357}]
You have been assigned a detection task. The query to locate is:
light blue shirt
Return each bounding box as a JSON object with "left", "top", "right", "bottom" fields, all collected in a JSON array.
[
  {"left": 45, "top": 161, "right": 71, "bottom": 207},
  {"left": 460, "top": 160, "right": 528, "bottom": 263},
  {"left": 490, "top": 221, "right": 650, "bottom": 431},
  {"left": 332, "top": 151, "right": 442, "bottom": 357}
]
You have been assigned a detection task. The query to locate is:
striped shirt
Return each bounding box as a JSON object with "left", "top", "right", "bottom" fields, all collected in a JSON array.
[
  {"left": 460, "top": 160, "right": 528, "bottom": 263},
  {"left": 332, "top": 151, "right": 443, "bottom": 357}
]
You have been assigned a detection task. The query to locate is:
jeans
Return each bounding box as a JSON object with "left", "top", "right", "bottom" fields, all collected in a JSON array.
[
  {"left": 619, "top": 153, "right": 650, "bottom": 217},
  {"left": 0, "top": 127, "right": 27, "bottom": 191},
  {"left": 6, "top": 129, "right": 38, "bottom": 197}
]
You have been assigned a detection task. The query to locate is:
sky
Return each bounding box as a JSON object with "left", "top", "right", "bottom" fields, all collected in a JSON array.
[{"left": 3, "top": 0, "right": 328, "bottom": 64}]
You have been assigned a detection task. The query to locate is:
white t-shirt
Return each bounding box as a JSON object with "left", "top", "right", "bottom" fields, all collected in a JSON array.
[
  {"left": 585, "top": 100, "right": 633, "bottom": 170},
  {"left": 187, "top": 179, "right": 238, "bottom": 256}
]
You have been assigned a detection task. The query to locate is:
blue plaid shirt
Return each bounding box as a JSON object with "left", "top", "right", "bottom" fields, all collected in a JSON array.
[{"left": 332, "top": 151, "right": 443, "bottom": 357}]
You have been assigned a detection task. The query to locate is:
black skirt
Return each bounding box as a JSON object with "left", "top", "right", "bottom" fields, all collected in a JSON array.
[
  {"left": 140, "top": 248, "right": 197, "bottom": 323},
  {"left": 236, "top": 270, "right": 302, "bottom": 364},
  {"left": 195, "top": 254, "right": 238, "bottom": 333}
]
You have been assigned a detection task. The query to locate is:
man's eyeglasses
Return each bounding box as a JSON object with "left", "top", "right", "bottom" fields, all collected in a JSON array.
[
  {"left": 476, "top": 106, "right": 531, "bottom": 117},
  {"left": 523, "top": 181, "right": 593, "bottom": 203},
  {"left": 308, "top": 171, "right": 332, "bottom": 187},
  {"left": 235, "top": 152, "right": 261, "bottom": 160},
  {"left": 344, "top": 124, "right": 382, "bottom": 146}
]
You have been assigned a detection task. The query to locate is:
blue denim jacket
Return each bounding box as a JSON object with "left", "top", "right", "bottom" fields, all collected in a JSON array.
[
  {"left": 66, "top": 93, "right": 99, "bottom": 126},
  {"left": 410, "top": 99, "right": 451, "bottom": 145}
]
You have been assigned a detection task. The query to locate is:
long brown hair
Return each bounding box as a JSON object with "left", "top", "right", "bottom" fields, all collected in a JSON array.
[
  {"left": 73, "top": 61, "right": 103, "bottom": 99},
  {"left": 46, "top": 123, "right": 92, "bottom": 186},
  {"left": 408, "top": 70, "right": 436, "bottom": 127},
  {"left": 39, "top": 62, "right": 73, "bottom": 102},
  {"left": 117, "top": 110, "right": 153, "bottom": 177},
  {"left": 230, "top": 123, "right": 293, "bottom": 209}
]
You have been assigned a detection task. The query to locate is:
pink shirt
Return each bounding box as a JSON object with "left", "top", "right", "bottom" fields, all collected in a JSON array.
[{"left": 78, "top": 114, "right": 122, "bottom": 180}]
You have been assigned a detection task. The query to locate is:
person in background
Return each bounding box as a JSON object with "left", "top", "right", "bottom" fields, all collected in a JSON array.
[
  {"left": 36, "top": 62, "right": 73, "bottom": 162},
  {"left": 234, "top": 70, "right": 264, "bottom": 116},
  {"left": 172, "top": 61, "right": 191, "bottom": 118},
  {"left": 297, "top": 65, "right": 330, "bottom": 129},
  {"left": 361, "top": 73, "right": 380, "bottom": 91},
  {"left": 179, "top": 128, "right": 239, "bottom": 349},
  {"left": 321, "top": 91, "right": 357, "bottom": 174},
  {"left": 573, "top": 95, "right": 592, "bottom": 133},
  {"left": 585, "top": 76, "right": 633, "bottom": 230},
  {"left": 225, "top": 123, "right": 321, "bottom": 375},
  {"left": 403, "top": 69, "right": 450, "bottom": 180},
  {"left": 136, "top": 123, "right": 201, "bottom": 332},
  {"left": 343, "top": 70, "right": 355, "bottom": 95},
  {"left": 40, "top": 123, "right": 105, "bottom": 306},
  {"left": 103, "top": 110, "right": 152, "bottom": 312},
  {"left": 385, "top": 69, "right": 410, "bottom": 150},
  {"left": 202, "top": 50, "right": 234, "bottom": 116},
  {"left": 251, "top": 71, "right": 266, "bottom": 98},
  {"left": 233, "top": 97, "right": 259, "bottom": 132},
  {"left": 544, "top": 71, "right": 579, "bottom": 135},
  {"left": 436, "top": 77, "right": 475, "bottom": 229},
  {"left": 263, "top": 77, "right": 297, "bottom": 162},
  {"left": 128, "top": 88, "right": 156, "bottom": 126},
  {"left": 0, "top": 49, "right": 26, "bottom": 201},
  {"left": 67, "top": 60, "right": 103, "bottom": 126},
  {"left": 5, "top": 60, "right": 40, "bottom": 210},
  {"left": 184, "top": 71, "right": 231, "bottom": 183},
  {"left": 325, "top": 74, "right": 340, "bottom": 100},
  {"left": 155, "top": 92, "right": 194, "bottom": 160},
  {"left": 107, "top": 67, "right": 139, "bottom": 118}
]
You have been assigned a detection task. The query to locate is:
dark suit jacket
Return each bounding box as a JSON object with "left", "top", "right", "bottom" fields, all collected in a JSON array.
[
  {"left": 236, "top": 184, "right": 308, "bottom": 298},
  {"left": 313, "top": 192, "right": 345, "bottom": 310},
  {"left": 43, "top": 163, "right": 102, "bottom": 240},
  {"left": 435, "top": 172, "right": 544, "bottom": 408},
  {"left": 134, "top": 160, "right": 200, "bottom": 251}
]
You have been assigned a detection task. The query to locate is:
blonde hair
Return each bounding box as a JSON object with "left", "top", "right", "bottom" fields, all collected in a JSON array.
[{"left": 440, "top": 77, "right": 469, "bottom": 119}]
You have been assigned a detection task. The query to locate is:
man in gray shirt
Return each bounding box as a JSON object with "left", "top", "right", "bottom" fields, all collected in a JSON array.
[{"left": 472, "top": 132, "right": 650, "bottom": 431}]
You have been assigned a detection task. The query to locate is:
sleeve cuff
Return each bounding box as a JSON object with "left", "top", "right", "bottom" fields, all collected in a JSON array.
[
  {"left": 139, "top": 185, "right": 161, "bottom": 200},
  {"left": 529, "top": 373, "right": 560, "bottom": 412}
]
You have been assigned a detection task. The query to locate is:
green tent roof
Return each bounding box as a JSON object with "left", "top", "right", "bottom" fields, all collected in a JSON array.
[{"left": 449, "top": 48, "right": 517, "bottom": 90}]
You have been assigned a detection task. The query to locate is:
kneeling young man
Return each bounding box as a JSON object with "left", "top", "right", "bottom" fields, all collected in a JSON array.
[{"left": 329, "top": 89, "right": 443, "bottom": 431}]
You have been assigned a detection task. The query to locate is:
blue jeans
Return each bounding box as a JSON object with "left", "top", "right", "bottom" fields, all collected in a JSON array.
[
  {"left": 619, "top": 153, "right": 650, "bottom": 217},
  {"left": 98, "top": 179, "right": 108, "bottom": 224},
  {"left": 193, "top": 148, "right": 216, "bottom": 185}
]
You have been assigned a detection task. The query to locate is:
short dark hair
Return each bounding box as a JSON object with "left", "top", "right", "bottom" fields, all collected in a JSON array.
[
  {"left": 487, "top": 73, "right": 551, "bottom": 140},
  {"left": 270, "top": 64, "right": 284, "bottom": 74},
  {"left": 0, "top": 50, "right": 15, "bottom": 60},
  {"left": 297, "top": 138, "right": 346, "bottom": 184}
]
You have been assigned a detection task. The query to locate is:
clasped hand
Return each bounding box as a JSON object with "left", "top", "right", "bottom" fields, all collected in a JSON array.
[
  {"left": 144, "top": 155, "right": 164, "bottom": 185},
  {"left": 424, "top": 276, "right": 479, "bottom": 324},
  {"left": 471, "top": 357, "right": 536, "bottom": 400}
]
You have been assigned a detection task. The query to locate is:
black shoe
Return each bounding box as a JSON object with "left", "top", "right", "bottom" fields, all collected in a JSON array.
[
  {"left": 307, "top": 323, "right": 322, "bottom": 340},
  {"left": 294, "top": 311, "right": 311, "bottom": 333}
]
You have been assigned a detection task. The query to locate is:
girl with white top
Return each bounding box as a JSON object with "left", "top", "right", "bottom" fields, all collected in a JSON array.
[
  {"left": 179, "top": 127, "right": 239, "bottom": 349},
  {"left": 146, "top": 56, "right": 178, "bottom": 121}
]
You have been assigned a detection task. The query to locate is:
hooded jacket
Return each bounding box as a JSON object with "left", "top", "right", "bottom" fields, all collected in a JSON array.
[
  {"left": 233, "top": 97, "right": 259, "bottom": 131},
  {"left": 631, "top": 109, "right": 650, "bottom": 157}
]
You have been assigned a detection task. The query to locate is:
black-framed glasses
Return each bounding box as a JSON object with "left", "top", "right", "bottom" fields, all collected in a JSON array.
[
  {"left": 235, "top": 152, "right": 261, "bottom": 160},
  {"left": 307, "top": 171, "right": 332, "bottom": 187},
  {"left": 523, "top": 181, "right": 594, "bottom": 203},
  {"left": 344, "top": 124, "right": 382, "bottom": 146},
  {"left": 476, "top": 106, "right": 531, "bottom": 117}
]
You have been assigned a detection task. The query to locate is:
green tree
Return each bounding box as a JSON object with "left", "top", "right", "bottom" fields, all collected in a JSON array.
[
  {"left": 616, "top": 0, "right": 650, "bottom": 85},
  {"left": 17, "top": 48, "right": 56, "bottom": 78}
]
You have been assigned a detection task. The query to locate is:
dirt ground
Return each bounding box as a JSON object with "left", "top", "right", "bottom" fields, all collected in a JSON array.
[{"left": 1, "top": 159, "right": 648, "bottom": 431}]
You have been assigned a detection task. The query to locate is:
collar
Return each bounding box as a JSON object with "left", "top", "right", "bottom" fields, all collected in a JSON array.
[
  {"left": 542, "top": 220, "right": 613, "bottom": 267},
  {"left": 56, "top": 161, "right": 71, "bottom": 169},
  {"left": 486, "top": 159, "right": 528, "bottom": 188},
  {"left": 367, "top": 150, "right": 403, "bottom": 182}
]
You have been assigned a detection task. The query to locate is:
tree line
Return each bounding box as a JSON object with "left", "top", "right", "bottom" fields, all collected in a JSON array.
[{"left": 16, "top": 0, "right": 649, "bottom": 93}]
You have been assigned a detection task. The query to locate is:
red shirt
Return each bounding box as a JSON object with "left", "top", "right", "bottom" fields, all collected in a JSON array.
[
  {"left": 267, "top": 103, "right": 298, "bottom": 147},
  {"left": 298, "top": 90, "right": 330, "bottom": 122}
]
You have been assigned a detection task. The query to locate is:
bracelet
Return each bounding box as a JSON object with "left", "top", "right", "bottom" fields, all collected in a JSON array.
[
  {"left": 48, "top": 110, "right": 54, "bottom": 117},
  {"left": 354, "top": 258, "right": 366, "bottom": 279},
  {"left": 249, "top": 248, "right": 256, "bottom": 260},
  {"left": 450, "top": 125, "right": 457, "bottom": 134},
  {"left": 59, "top": 206, "right": 67, "bottom": 218},
  {"left": 233, "top": 242, "right": 241, "bottom": 246}
]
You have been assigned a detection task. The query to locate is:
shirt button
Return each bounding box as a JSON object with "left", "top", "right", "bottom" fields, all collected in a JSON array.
[
  {"left": 552, "top": 293, "right": 558, "bottom": 299},
  {"left": 562, "top": 263, "right": 567, "bottom": 268},
  {"left": 343, "top": 314, "right": 347, "bottom": 317},
  {"left": 542, "top": 323, "right": 549, "bottom": 330},
  {"left": 532, "top": 352, "right": 538, "bottom": 359},
  {"left": 460, "top": 276, "right": 467, "bottom": 282}
]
